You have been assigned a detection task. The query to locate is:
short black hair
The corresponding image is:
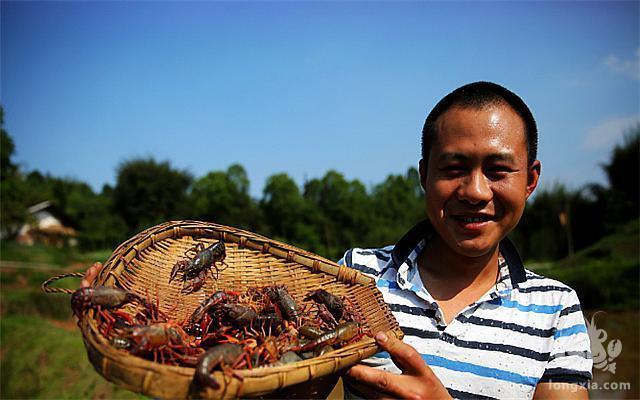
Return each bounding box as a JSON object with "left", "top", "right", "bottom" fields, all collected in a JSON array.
[{"left": 421, "top": 81, "right": 538, "bottom": 166}]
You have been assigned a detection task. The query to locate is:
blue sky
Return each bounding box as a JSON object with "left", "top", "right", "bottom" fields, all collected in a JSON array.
[{"left": 2, "top": 1, "right": 638, "bottom": 197}]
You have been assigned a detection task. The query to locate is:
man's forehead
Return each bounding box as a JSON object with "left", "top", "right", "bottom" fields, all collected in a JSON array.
[
  {"left": 433, "top": 104, "right": 528, "bottom": 143},
  {"left": 437, "top": 152, "right": 518, "bottom": 162}
]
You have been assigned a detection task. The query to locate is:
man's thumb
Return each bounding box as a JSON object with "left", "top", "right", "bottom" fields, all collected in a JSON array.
[{"left": 375, "top": 331, "right": 428, "bottom": 374}]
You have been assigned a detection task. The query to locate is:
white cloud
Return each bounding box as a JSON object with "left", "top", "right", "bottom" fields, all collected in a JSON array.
[
  {"left": 583, "top": 114, "right": 640, "bottom": 149},
  {"left": 603, "top": 48, "right": 640, "bottom": 80}
]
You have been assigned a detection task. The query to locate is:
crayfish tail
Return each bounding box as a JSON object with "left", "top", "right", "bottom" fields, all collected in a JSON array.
[{"left": 196, "top": 371, "right": 222, "bottom": 390}]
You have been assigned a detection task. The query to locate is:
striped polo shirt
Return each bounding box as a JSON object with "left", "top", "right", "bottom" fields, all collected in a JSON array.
[{"left": 341, "top": 220, "right": 592, "bottom": 399}]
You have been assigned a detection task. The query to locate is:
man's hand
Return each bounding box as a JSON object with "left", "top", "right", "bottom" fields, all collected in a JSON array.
[
  {"left": 80, "top": 262, "right": 103, "bottom": 288},
  {"left": 345, "top": 332, "right": 452, "bottom": 400}
]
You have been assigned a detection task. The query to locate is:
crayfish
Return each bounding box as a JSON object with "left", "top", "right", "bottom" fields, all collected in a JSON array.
[
  {"left": 187, "top": 291, "right": 239, "bottom": 325},
  {"left": 265, "top": 285, "right": 300, "bottom": 322},
  {"left": 169, "top": 240, "right": 228, "bottom": 294},
  {"left": 120, "top": 322, "right": 200, "bottom": 365},
  {"left": 71, "top": 286, "right": 144, "bottom": 317},
  {"left": 195, "top": 343, "right": 250, "bottom": 392},
  {"left": 293, "top": 321, "right": 362, "bottom": 353},
  {"left": 83, "top": 283, "right": 372, "bottom": 391},
  {"left": 306, "top": 288, "right": 363, "bottom": 327},
  {"left": 305, "top": 289, "right": 345, "bottom": 326}
]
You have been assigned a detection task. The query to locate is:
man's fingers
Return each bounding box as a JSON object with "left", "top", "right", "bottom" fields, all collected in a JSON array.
[
  {"left": 375, "top": 332, "right": 428, "bottom": 375},
  {"left": 81, "top": 262, "right": 103, "bottom": 288},
  {"left": 347, "top": 365, "right": 411, "bottom": 398}
]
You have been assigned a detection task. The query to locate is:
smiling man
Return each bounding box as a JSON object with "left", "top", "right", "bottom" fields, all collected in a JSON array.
[{"left": 343, "top": 82, "right": 592, "bottom": 399}]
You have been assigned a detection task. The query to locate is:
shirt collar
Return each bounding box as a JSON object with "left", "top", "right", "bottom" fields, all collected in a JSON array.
[{"left": 390, "top": 220, "right": 527, "bottom": 293}]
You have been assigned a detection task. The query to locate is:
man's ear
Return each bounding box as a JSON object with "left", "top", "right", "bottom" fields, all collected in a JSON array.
[
  {"left": 419, "top": 158, "right": 427, "bottom": 192},
  {"left": 526, "top": 160, "right": 541, "bottom": 199}
]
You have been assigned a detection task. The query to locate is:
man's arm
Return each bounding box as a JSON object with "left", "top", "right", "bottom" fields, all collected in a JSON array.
[
  {"left": 533, "top": 382, "right": 588, "bottom": 399},
  {"left": 345, "top": 332, "right": 452, "bottom": 400},
  {"left": 533, "top": 289, "right": 592, "bottom": 399}
]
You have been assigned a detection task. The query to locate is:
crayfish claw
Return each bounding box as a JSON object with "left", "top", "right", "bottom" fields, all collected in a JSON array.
[
  {"left": 181, "top": 269, "right": 208, "bottom": 294},
  {"left": 169, "top": 261, "right": 185, "bottom": 283},
  {"left": 181, "top": 283, "right": 196, "bottom": 295}
]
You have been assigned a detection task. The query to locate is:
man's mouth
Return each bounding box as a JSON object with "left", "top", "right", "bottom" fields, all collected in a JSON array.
[
  {"left": 452, "top": 215, "right": 493, "bottom": 223},
  {"left": 450, "top": 214, "right": 494, "bottom": 232}
]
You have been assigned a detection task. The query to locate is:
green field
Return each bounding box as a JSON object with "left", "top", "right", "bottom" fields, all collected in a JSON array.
[
  {"left": 0, "top": 241, "right": 112, "bottom": 267},
  {"left": 1, "top": 315, "right": 143, "bottom": 399},
  {"left": 536, "top": 220, "right": 639, "bottom": 310},
  {"left": 0, "top": 268, "right": 143, "bottom": 398}
]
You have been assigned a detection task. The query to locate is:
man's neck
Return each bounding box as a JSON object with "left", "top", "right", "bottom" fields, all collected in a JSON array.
[{"left": 417, "top": 235, "right": 500, "bottom": 301}]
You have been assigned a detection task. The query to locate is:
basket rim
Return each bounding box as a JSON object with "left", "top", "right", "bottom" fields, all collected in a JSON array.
[
  {"left": 80, "top": 220, "right": 403, "bottom": 398},
  {"left": 95, "top": 220, "right": 375, "bottom": 289}
]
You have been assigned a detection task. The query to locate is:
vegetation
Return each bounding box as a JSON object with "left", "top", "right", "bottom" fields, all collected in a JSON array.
[
  {"left": 1, "top": 314, "right": 143, "bottom": 399},
  {"left": 0, "top": 248, "right": 143, "bottom": 399},
  {"left": 0, "top": 241, "right": 112, "bottom": 267},
  {"left": 536, "top": 220, "right": 639, "bottom": 310},
  {"left": 3, "top": 104, "right": 638, "bottom": 263}
]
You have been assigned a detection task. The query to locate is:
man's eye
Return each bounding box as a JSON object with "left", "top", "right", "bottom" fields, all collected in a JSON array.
[
  {"left": 492, "top": 165, "right": 514, "bottom": 172},
  {"left": 439, "top": 165, "right": 466, "bottom": 176},
  {"left": 441, "top": 165, "right": 464, "bottom": 171},
  {"left": 486, "top": 166, "right": 514, "bottom": 176}
]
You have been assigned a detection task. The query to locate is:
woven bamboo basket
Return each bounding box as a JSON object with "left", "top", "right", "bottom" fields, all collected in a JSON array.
[{"left": 42, "top": 220, "right": 402, "bottom": 399}]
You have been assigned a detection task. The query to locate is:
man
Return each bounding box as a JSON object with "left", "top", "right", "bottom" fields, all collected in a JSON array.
[
  {"left": 342, "top": 82, "right": 592, "bottom": 399},
  {"left": 83, "top": 81, "right": 592, "bottom": 399}
]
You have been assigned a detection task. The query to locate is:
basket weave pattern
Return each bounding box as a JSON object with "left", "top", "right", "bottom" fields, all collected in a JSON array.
[{"left": 78, "top": 220, "right": 402, "bottom": 399}]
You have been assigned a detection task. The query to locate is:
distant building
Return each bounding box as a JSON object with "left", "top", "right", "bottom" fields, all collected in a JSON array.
[{"left": 16, "top": 201, "right": 78, "bottom": 246}]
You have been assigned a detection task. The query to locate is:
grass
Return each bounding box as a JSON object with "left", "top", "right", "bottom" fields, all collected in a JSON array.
[
  {"left": 555, "top": 220, "right": 639, "bottom": 269},
  {"left": 531, "top": 220, "right": 639, "bottom": 310},
  {"left": 541, "top": 259, "right": 638, "bottom": 310},
  {"left": 0, "top": 241, "right": 113, "bottom": 267},
  {"left": 0, "top": 242, "right": 142, "bottom": 399},
  {"left": 1, "top": 316, "right": 143, "bottom": 399},
  {"left": 1, "top": 286, "right": 73, "bottom": 320}
]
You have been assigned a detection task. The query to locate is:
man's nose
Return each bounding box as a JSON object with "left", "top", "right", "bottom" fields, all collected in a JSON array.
[{"left": 458, "top": 171, "right": 492, "bottom": 204}]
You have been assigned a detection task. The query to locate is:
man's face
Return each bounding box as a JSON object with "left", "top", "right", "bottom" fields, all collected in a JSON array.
[{"left": 420, "top": 103, "right": 540, "bottom": 258}]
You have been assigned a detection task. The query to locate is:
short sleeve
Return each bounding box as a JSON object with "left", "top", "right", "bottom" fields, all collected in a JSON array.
[
  {"left": 337, "top": 248, "right": 353, "bottom": 266},
  {"left": 538, "top": 289, "right": 593, "bottom": 386},
  {"left": 337, "top": 247, "right": 391, "bottom": 279}
]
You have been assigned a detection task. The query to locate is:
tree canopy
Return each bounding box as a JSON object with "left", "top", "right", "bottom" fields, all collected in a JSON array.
[
  {"left": 1, "top": 106, "right": 638, "bottom": 261},
  {"left": 113, "top": 158, "right": 193, "bottom": 233}
]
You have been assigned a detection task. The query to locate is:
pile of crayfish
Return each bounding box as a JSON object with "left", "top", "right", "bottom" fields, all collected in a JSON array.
[{"left": 71, "top": 284, "right": 369, "bottom": 390}]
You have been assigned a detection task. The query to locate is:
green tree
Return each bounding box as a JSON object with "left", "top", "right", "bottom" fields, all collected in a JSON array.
[
  {"left": 261, "top": 173, "right": 304, "bottom": 240},
  {"left": 0, "top": 177, "right": 28, "bottom": 238},
  {"left": 368, "top": 167, "right": 424, "bottom": 245},
  {"left": 1, "top": 107, "right": 17, "bottom": 180},
  {"left": 514, "top": 184, "right": 573, "bottom": 260},
  {"left": 75, "top": 186, "right": 128, "bottom": 250},
  {"left": 190, "top": 164, "right": 260, "bottom": 230},
  {"left": 0, "top": 107, "right": 27, "bottom": 237},
  {"left": 114, "top": 158, "right": 193, "bottom": 233},
  {"left": 260, "top": 173, "right": 321, "bottom": 251},
  {"left": 602, "top": 125, "right": 639, "bottom": 223},
  {"left": 303, "top": 171, "right": 371, "bottom": 259}
]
